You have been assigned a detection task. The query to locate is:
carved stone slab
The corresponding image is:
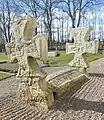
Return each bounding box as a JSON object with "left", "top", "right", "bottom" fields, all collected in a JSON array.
[
  {"left": 66, "top": 27, "right": 99, "bottom": 73},
  {"left": 46, "top": 68, "right": 88, "bottom": 95},
  {"left": 66, "top": 40, "right": 99, "bottom": 54}
]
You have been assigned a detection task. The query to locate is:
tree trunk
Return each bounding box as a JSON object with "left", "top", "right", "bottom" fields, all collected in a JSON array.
[
  {"left": 48, "top": 27, "right": 52, "bottom": 50},
  {"left": 77, "top": 14, "right": 81, "bottom": 27},
  {"left": 72, "top": 19, "right": 75, "bottom": 28},
  {"left": 61, "top": 19, "right": 64, "bottom": 43},
  {"left": 71, "top": 19, "right": 75, "bottom": 43},
  {"left": 57, "top": 28, "right": 59, "bottom": 43}
]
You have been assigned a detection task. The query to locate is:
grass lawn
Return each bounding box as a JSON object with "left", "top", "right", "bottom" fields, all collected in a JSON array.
[
  {"left": 48, "top": 52, "right": 104, "bottom": 67},
  {"left": 0, "top": 53, "right": 8, "bottom": 61},
  {"left": 0, "top": 52, "right": 104, "bottom": 67},
  {"left": 0, "top": 73, "right": 11, "bottom": 80}
]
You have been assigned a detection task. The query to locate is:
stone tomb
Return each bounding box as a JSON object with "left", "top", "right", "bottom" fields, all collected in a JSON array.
[
  {"left": 6, "top": 16, "right": 88, "bottom": 109},
  {"left": 66, "top": 27, "right": 99, "bottom": 73}
]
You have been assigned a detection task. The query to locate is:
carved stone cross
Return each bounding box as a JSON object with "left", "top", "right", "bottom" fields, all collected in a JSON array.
[
  {"left": 6, "top": 16, "right": 54, "bottom": 108},
  {"left": 67, "top": 27, "right": 99, "bottom": 73}
]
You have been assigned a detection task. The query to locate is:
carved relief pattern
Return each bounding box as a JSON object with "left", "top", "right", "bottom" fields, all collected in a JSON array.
[
  {"left": 68, "top": 27, "right": 93, "bottom": 72},
  {"left": 5, "top": 16, "right": 54, "bottom": 108}
]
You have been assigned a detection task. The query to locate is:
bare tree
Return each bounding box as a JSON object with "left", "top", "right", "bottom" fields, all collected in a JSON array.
[
  {"left": 13, "top": 0, "right": 41, "bottom": 35},
  {"left": 16, "top": 0, "right": 56, "bottom": 47},
  {"left": 0, "top": 0, "right": 21, "bottom": 43},
  {"left": 60, "top": 0, "right": 100, "bottom": 28},
  {"left": 35, "top": 0, "right": 61, "bottom": 49},
  {"left": 13, "top": 0, "right": 63, "bottom": 48}
]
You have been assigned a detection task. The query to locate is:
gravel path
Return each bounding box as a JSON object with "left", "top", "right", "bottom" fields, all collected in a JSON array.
[
  {"left": 0, "top": 76, "right": 18, "bottom": 98},
  {"left": 0, "top": 58, "right": 104, "bottom": 120}
]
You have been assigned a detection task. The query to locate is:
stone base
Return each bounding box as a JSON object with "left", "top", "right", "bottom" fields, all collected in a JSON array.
[{"left": 16, "top": 76, "right": 54, "bottom": 109}]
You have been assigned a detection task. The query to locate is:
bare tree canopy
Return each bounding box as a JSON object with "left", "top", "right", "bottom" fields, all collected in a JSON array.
[
  {"left": 59, "top": 0, "right": 103, "bottom": 28},
  {"left": 0, "top": 0, "right": 22, "bottom": 43},
  {"left": 0, "top": 0, "right": 103, "bottom": 47}
]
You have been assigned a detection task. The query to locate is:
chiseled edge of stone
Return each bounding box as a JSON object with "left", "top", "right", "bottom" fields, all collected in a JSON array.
[
  {"left": 45, "top": 68, "right": 76, "bottom": 82},
  {"left": 57, "top": 74, "right": 85, "bottom": 88}
]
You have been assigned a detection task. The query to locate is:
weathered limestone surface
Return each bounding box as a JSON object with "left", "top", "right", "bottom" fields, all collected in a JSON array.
[
  {"left": 66, "top": 27, "right": 99, "bottom": 73},
  {"left": 6, "top": 16, "right": 89, "bottom": 109},
  {"left": 11, "top": 16, "right": 37, "bottom": 43},
  {"left": 45, "top": 68, "right": 88, "bottom": 95},
  {"left": 6, "top": 16, "right": 54, "bottom": 109},
  {"left": 33, "top": 34, "right": 48, "bottom": 61}
]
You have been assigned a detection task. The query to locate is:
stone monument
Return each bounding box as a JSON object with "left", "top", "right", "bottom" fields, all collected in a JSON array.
[
  {"left": 6, "top": 16, "right": 89, "bottom": 109},
  {"left": 66, "top": 27, "right": 99, "bottom": 73},
  {"left": 6, "top": 16, "right": 54, "bottom": 108}
]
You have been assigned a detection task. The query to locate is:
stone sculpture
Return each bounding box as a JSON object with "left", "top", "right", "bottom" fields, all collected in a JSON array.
[
  {"left": 66, "top": 27, "right": 99, "bottom": 73},
  {"left": 6, "top": 16, "right": 54, "bottom": 108}
]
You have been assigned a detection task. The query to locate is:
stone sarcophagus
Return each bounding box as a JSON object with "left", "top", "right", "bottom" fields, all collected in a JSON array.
[{"left": 6, "top": 16, "right": 89, "bottom": 109}]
